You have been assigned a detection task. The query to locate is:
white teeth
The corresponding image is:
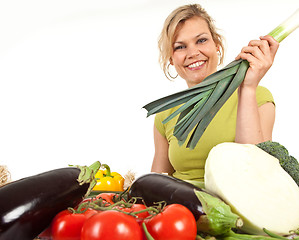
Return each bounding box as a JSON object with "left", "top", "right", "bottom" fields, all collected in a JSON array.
[{"left": 188, "top": 61, "right": 204, "bottom": 68}]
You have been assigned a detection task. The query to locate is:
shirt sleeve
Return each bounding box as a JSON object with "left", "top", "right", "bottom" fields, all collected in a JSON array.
[
  {"left": 256, "top": 86, "right": 275, "bottom": 107},
  {"left": 154, "top": 112, "right": 166, "bottom": 137}
]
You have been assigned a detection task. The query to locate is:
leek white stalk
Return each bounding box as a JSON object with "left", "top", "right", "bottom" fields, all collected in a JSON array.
[
  {"left": 268, "top": 9, "right": 299, "bottom": 42},
  {"left": 144, "top": 10, "right": 299, "bottom": 149}
]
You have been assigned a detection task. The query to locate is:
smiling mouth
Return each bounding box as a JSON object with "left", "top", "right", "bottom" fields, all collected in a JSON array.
[{"left": 187, "top": 61, "right": 205, "bottom": 69}]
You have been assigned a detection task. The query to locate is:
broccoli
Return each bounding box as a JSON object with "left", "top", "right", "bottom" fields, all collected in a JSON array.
[{"left": 256, "top": 141, "right": 299, "bottom": 186}]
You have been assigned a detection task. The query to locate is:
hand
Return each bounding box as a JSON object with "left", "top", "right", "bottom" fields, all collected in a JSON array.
[{"left": 235, "top": 35, "right": 279, "bottom": 90}]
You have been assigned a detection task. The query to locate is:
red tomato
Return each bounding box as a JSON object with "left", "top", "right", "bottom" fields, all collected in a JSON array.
[
  {"left": 96, "top": 192, "right": 117, "bottom": 205},
  {"left": 116, "top": 203, "right": 150, "bottom": 240},
  {"left": 75, "top": 197, "right": 97, "bottom": 211},
  {"left": 51, "top": 208, "right": 97, "bottom": 240},
  {"left": 79, "top": 197, "right": 94, "bottom": 204},
  {"left": 81, "top": 210, "right": 143, "bottom": 240},
  {"left": 37, "top": 226, "right": 52, "bottom": 239},
  {"left": 144, "top": 204, "right": 197, "bottom": 240},
  {"left": 117, "top": 204, "right": 150, "bottom": 219}
]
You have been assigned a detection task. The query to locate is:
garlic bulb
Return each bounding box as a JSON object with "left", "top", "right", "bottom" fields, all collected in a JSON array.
[{"left": 0, "top": 165, "right": 11, "bottom": 187}]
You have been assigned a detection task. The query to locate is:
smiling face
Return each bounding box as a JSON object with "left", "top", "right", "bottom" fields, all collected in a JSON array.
[{"left": 171, "top": 17, "right": 219, "bottom": 88}]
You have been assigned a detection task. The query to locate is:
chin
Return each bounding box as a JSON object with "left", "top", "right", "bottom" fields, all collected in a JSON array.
[
  {"left": 186, "top": 79, "right": 204, "bottom": 88},
  {"left": 191, "top": 76, "right": 205, "bottom": 84}
]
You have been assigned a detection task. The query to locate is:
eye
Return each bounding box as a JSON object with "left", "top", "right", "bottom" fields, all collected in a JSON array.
[
  {"left": 196, "top": 38, "right": 208, "bottom": 44},
  {"left": 173, "top": 45, "right": 185, "bottom": 51}
]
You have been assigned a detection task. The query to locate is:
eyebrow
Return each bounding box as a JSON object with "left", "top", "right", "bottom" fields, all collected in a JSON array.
[{"left": 174, "top": 33, "right": 209, "bottom": 45}]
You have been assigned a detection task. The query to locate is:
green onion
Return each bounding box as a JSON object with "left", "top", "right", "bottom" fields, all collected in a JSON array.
[{"left": 143, "top": 9, "right": 299, "bottom": 149}]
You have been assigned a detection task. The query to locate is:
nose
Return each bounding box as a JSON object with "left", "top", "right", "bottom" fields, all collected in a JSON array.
[{"left": 187, "top": 44, "right": 200, "bottom": 59}]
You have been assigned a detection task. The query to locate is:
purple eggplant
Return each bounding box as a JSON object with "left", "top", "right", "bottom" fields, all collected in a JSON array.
[
  {"left": 128, "top": 173, "right": 205, "bottom": 220},
  {"left": 128, "top": 173, "right": 243, "bottom": 236},
  {"left": 0, "top": 162, "right": 100, "bottom": 240}
]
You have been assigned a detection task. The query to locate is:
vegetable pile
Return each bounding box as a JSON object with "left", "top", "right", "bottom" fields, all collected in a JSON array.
[
  {"left": 41, "top": 170, "right": 299, "bottom": 240},
  {"left": 0, "top": 153, "right": 298, "bottom": 239},
  {"left": 38, "top": 191, "right": 198, "bottom": 240}
]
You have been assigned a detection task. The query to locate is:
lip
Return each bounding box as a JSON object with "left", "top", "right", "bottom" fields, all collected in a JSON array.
[{"left": 186, "top": 60, "right": 206, "bottom": 71}]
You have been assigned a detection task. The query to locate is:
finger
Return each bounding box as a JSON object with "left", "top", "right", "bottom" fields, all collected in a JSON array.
[
  {"left": 248, "top": 39, "right": 271, "bottom": 56},
  {"left": 237, "top": 51, "right": 259, "bottom": 65},
  {"left": 240, "top": 45, "right": 265, "bottom": 60},
  {"left": 260, "top": 35, "right": 279, "bottom": 46},
  {"left": 235, "top": 45, "right": 262, "bottom": 61},
  {"left": 260, "top": 35, "right": 279, "bottom": 56}
]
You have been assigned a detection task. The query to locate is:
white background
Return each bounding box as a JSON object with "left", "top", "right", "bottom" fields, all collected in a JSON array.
[{"left": 0, "top": 0, "right": 298, "bottom": 181}]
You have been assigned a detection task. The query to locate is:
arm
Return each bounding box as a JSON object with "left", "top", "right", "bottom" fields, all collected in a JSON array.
[
  {"left": 235, "top": 89, "right": 275, "bottom": 143},
  {"left": 151, "top": 125, "right": 174, "bottom": 175},
  {"left": 235, "top": 35, "right": 279, "bottom": 144}
]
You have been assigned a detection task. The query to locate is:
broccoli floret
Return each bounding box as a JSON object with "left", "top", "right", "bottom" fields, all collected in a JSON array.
[
  {"left": 256, "top": 141, "right": 299, "bottom": 186},
  {"left": 281, "top": 156, "right": 299, "bottom": 186},
  {"left": 256, "top": 141, "right": 289, "bottom": 162}
]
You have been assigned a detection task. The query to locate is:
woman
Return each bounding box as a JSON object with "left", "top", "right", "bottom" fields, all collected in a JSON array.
[{"left": 151, "top": 4, "right": 279, "bottom": 183}]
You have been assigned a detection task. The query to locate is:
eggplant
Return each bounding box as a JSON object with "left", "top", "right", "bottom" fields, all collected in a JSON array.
[
  {"left": 128, "top": 173, "right": 243, "bottom": 236},
  {"left": 0, "top": 161, "right": 100, "bottom": 240},
  {"left": 128, "top": 172, "right": 205, "bottom": 220}
]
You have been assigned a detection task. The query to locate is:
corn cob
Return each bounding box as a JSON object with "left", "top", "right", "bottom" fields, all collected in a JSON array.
[{"left": 143, "top": 9, "right": 299, "bottom": 149}]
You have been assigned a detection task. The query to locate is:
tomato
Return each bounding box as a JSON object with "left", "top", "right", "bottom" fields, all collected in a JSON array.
[
  {"left": 117, "top": 204, "right": 150, "bottom": 219},
  {"left": 81, "top": 210, "right": 143, "bottom": 240},
  {"left": 51, "top": 208, "right": 97, "bottom": 240},
  {"left": 75, "top": 197, "right": 97, "bottom": 211},
  {"left": 37, "top": 226, "right": 52, "bottom": 239},
  {"left": 96, "top": 192, "right": 117, "bottom": 205},
  {"left": 116, "top": 203, "right": 149, "bottom": 240},
  {"left": 79, "top": 197, "right": 94, "bottom": 204},
  {"left": 144, "top": 204, "right": 197, "bottom": 240}
]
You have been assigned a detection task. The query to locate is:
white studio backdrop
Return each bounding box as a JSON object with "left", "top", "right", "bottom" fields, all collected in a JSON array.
[{"left": 0, "top": 0, "right": 298, "bottom": 181}]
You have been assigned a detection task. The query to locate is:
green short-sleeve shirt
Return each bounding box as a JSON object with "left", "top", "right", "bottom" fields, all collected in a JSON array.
[{"left": 154, "top": 86, "right": 274, "bottom": 182}]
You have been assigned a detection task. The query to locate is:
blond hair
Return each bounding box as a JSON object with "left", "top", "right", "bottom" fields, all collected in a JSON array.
[{"left": 158, "top": 4, "right": 225, "bottom": 79}]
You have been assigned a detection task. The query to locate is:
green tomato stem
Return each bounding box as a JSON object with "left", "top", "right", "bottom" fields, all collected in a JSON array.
[
  {"left": 142, "top": 222, "right": 155, "bottom": 240},
  {"left": 129, "top": 206, "right": 160, "bottom": 216}
]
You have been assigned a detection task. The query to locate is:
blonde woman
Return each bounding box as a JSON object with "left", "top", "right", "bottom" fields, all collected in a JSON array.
[{"left": 151, "top": 4, "right": 279, "bottom": 183}]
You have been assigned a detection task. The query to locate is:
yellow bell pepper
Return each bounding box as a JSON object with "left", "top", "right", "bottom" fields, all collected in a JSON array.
[{"left": 93, "top": 164, "right": 124, "bottom": 191}]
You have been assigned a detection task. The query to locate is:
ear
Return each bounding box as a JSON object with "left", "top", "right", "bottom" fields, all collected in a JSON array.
[{"left": 169, "top": 57, "right": 174, "bottom": 65}]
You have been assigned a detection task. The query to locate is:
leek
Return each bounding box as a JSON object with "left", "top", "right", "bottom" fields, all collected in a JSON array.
[{"left": 143, "top": 9, "right": 299, "bottom": 149}]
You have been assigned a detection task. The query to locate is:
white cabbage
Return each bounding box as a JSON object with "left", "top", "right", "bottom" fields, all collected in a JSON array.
[{"left": 204, "top": 142, "right": 299, "bottom": 235}]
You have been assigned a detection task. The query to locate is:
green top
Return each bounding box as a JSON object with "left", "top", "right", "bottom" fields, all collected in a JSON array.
[{"left": 154, "top": 86, "right": 274, "bottom": 182}]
